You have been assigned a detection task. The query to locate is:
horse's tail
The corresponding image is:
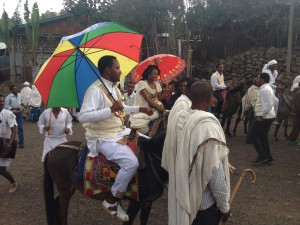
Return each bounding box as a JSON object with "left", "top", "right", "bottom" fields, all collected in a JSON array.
[{"left": 43, "top": 153, "right": 61, "bottom": 225}]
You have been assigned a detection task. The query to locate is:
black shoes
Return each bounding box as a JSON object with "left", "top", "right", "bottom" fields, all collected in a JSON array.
[{"left": 252, "top": 158, "right": 273, "bottom": 165}]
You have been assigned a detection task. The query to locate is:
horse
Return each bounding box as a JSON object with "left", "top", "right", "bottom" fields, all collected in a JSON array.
[
  {"left": 273, "top": 88, "right": 294, "bottom": 141},
  {"left": 43, "top": 128, "right": 167, "bottom": 225},
  {"left": 221, "top": 83, "right": 245, "bottom": 137}
]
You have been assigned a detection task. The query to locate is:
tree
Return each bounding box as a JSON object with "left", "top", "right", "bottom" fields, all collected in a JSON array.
[
  {"left": 0, "top": 11, "right": 10, "bottom": 47},
  {"left": 24, "top": 0, "right": 40, "bottom": 65}
]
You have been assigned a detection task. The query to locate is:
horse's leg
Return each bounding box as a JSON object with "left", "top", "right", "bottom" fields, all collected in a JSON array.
[
  {"left": 233, "top": 114, "right": 241, "bottom": 137},
  {"left": 221, "top": 114, "right": 226, "bottom": 128},
  {"left": 283, "top": 116, "right": 289, "bottom": 137},
  {"left": 123, "top": 200, "right": 142, "bottom": 225},
  {"left": 140, "top": 202, "right": 153, "bottom": 225},
  {"left": 274, "top": 123, "right": 280, "bottom": 142},
  {"left": 225, "top": 115, "right": 232, "bottom": 137},
  {"left": 56, "top": 185, "right": 76, "bottom": 225},
  {"left": 244, "top": 119, "right": 249, "bottom": 134}
]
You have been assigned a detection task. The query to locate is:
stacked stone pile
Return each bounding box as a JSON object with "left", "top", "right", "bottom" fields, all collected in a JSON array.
[{"left": 193, "top": 47, "right": 300, "bottom": 83}]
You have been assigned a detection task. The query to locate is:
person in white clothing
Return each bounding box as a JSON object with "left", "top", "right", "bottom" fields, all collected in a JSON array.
[
  {"left": 38, "top": 107, "right": 73, "bottom": 162},
  {"left": 28, "top": 85, "right": 42, "bottom": 122},
  {"left": 20, "top": 81, "right": 31, "bottom": 120},
  {"left": 211, "top": 63, "right": 227, "bottom": 118},
  {"left": 162, "top": 81, "right": 231, "bottom": 225},
  {"left": 251, "top": 73, "right": 276, "bottom": 164},
  {"left": 77, "top": 55, "right": 153, "bottom": 222},
  {"left": 262, "top": 60, "right": 279, "bottom": 116},
  {"left": 0, "top": 94, "right": 17, "bottom": 193}
]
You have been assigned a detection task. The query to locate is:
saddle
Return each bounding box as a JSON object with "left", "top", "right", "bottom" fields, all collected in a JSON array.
[{"left": 75, "top": 133, "right": 146, "bottom": 201}]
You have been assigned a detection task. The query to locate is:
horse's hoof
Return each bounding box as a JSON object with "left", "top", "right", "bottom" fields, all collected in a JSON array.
[{"left": 226, "top": 133, "right": 232, "bottom": 138}]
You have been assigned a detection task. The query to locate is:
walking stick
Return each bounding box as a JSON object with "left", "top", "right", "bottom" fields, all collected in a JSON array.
[{"left": 218, "top": 168, "right": 256, "bottom": 225}]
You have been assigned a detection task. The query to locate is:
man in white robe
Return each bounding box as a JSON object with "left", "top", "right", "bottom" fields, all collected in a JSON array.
[
  {"left": 38, "top": 107, "right": 73, "bottom": 162},
  {"left": 20, "top": 81, "right": 31, "bottom": 120},
  {"left": 164, "top": 81, "right": 231, "bottom": 225}
]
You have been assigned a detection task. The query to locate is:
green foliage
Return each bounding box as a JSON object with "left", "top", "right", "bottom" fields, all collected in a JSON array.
[
  {"left": 24, "top": 0, "right": 40, "bottom": 65},
  {"left": 0, "top": 11, "right": 10, "bottom": 47}
]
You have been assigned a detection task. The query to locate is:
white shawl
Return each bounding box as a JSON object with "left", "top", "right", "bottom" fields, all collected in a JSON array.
[{"left": 175, "top": 110, "right": 230, "bottom": 225}]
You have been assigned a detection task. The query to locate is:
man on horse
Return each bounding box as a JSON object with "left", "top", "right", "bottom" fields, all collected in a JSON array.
[
  {"left": 78, "top": 55, "right": 153, "bottom": 222},
  {"left": 262, "top": 60, "right": 279, "bottom": 115},
  {"left": 163, "top": 81, "right": 231, "bottom": 225},
  {"left": 211, "top": 63, "right": 227, "bottom": 119}
]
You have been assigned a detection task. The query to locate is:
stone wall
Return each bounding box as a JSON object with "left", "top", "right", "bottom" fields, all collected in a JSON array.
[{"left": 192, "top": 47, "right": 300, "bottom": 84}]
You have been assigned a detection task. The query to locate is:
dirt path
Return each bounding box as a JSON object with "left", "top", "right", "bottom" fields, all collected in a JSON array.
[{"left": 0, "top": 120, "right": 299, "bottom": 225}]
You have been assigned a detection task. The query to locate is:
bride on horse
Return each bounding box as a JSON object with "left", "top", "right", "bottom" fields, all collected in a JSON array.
[
  {"left": 129, "top": 65, "right": 168, "bottom": 135},
  {"left": 77, "top": 55, "right": 153, "bottom": 222}
]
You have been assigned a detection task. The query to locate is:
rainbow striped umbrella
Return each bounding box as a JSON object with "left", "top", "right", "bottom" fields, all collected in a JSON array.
[{"left": 34, "top": 22, "right": 143, "bottom": 108}]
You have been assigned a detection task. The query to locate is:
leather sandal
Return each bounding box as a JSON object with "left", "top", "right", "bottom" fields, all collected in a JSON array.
[{"left": 102, "top": 200, "right": 129, "bottom": 222}]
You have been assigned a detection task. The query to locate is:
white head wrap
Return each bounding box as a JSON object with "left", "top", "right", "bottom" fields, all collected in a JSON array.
[
  {"left": 291, "top": 75, "right": 300, "bottom": 91},
  {"left": 267, "top": 60, "right": 277, "bottom": 67},
  {"left": 24, "top": 81, "right": 30, "bottom": 86}
]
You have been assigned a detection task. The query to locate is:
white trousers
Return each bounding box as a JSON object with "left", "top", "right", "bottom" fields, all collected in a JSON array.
[{"left": 96, "top": 141, "right": 139, "bottom": 196}]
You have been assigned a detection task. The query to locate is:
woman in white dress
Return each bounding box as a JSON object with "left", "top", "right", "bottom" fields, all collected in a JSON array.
[
  {"left": 38, "top": 107, "right": 73, "bottom": 162},
  {"left": 0, "top": 95, "right": 17, "bottom": 193},
  {"left": 129, "top": 65, "right": 167, "bottom": 134}
]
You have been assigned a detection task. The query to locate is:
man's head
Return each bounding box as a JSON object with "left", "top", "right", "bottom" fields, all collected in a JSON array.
[
  {"left": 9, "top": 85, "right": 18, "bottom": 95},
  {"left": 190, "top": 80, "right": 213, "bottom": 111},
  {"left": 0, "top": 94, "right": 4, "bottom": 111},
  {"left": 267, "top": 60, "right": 278, "bottom": 72},
  {"left": 23, "top": 81, "right": 30, "bottom": 87},
  {"left": 216, "top": 63, "right": 224, "bottom": 74},
  {"left": 167, "top": 80, "right": 176, "bottom": 93},
  {"left": 176, "top": 78, "right": 189, "bottom": 94},
  {"left": 257, "top": 73, "right": 270, "bottom": 87},
  {"left": 141, "top": 65, "right": 160, "bottom": 81},
  {"left": 126, "top": 81, "right": 135, "bottom": 94},
  {"left": 98, "top": 55, "right": 122, "bottom": 83},
  {"left": 186, "top": 79, "right": 199, "bottom": 99}
]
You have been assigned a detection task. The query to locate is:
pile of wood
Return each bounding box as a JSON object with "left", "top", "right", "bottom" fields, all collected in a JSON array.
[{"left": 192, "top": 47, "right": 300, "bottom": 82}]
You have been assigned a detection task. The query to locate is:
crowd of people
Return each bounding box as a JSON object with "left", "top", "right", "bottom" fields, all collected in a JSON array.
[{"left": 0, "top": 55, "right": 299, "bottom": 225}]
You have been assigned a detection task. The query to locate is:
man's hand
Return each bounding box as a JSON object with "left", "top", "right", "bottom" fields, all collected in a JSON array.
[
  {"left": 140, "top": 107, "right": 154, "bottom": 116},
  {"left": 110, "top": 101, "right": 124, "bottom": 113},
  {"left": 64, "top": 127, "right": 70, "bottom": 134},
  {"left": 221, "top": 210, "right": 231, "bottom": 223},
  {"left": 4, "top": 142, "right": 12, "bottom": 154},
  {"left": 45, "top": 125, "right": 51, "bottom": 132},
  {"left": 229, "top": 162, "right": 236, "bottom": 173},
  {"left": 255, "top": 116, "right": 263, "bottom": 122}
]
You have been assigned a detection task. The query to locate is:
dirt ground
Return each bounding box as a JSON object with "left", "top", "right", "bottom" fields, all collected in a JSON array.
[{"left": 0, "top": 119, "right": 299, "bottom": 225}]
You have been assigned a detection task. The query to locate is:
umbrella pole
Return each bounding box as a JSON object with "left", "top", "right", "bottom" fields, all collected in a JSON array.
[{"left": 218, "top": 168, "right": 256, "bottom": 225}]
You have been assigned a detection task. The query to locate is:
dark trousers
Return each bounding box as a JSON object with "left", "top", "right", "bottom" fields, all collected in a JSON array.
[
  {"left": 15, "top": 112, "right": 24, "bottom": 145},
  {"left": 213, "top": 90, "right": 224, "bottom": 114},
  {"left": 251, "top": 118, "right": 274, "bottom": 160},
  {"left": 288, "top": 115, "right": 300, "bottom": 142},
  {"left": 192, "top": 204, "right": 222, "bottom": 225}
]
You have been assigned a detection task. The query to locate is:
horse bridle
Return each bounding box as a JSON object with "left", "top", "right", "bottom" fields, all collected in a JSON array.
[{"left": 145, "top": 150, "right": 167, "bottom": 189}]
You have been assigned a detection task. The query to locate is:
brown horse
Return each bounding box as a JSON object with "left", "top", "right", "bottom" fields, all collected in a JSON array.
[
  {"left": 44, "top": 132, "right": 167, "bottom": 225},
  {"left": 273, "top": 89, "right": 294, "bottom": 141}
]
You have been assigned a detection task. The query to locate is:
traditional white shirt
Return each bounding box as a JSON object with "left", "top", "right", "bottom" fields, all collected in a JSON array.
[
  {"left": 124, "top": 91, "right": 136, "bottom": 106},
  {"left": 5, "top": 93, "right": 22, "bottom": 113},
  {"left": 262, "top": 64, "right": 278, "bottom": 89},
  {"left": 20, "top": 87, "right": 32, "bottom": 106},
  {"left": 29, "top": 85, "right": 42, "bottom": 107},
  {"left": 38, "top": 108, "right": 73, "bottom": 161},
  {"left": 78, "top": 78, "right": 140, "bottom": 157},
  {"left": 255, "top": 83, "right": 276, "bottom": 119},
  {"left": 0, "top": 109, "right": 17, "bottom": 166},
  {"left": 211, "top": 71, "right": 226, "bottom": 91}
]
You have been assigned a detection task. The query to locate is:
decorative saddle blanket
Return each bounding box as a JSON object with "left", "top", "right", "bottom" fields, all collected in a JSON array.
[{"left": 76, "top": 135, "right": 140, "bottom": 201}]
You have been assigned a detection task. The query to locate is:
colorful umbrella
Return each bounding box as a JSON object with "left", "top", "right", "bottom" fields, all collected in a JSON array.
[
  {"left": 130, "top": 54, "right": 186, "bottom": 84},
  {"left": 34, "top": 22, "right": 143, "bottom": 108}
]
